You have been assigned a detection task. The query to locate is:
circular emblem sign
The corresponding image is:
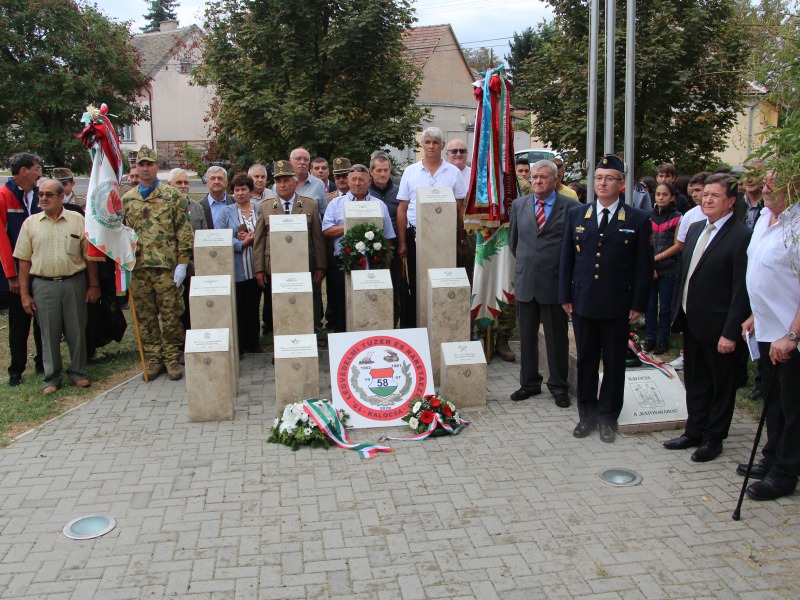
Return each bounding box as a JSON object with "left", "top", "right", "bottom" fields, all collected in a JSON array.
[
  {"left": 336, "top": 335, "right": 427, "bottom": 421},
  {"left": 90, "top": 180, "right": 124, "bottom": 229}
]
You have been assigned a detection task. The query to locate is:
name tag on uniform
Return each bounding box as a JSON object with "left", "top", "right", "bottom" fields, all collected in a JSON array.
[{"left": 620, "top": 228, "right": 635, "bottom": 233}]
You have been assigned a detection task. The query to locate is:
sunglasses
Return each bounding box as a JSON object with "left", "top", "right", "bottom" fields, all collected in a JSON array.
[
  {"left": 40, "top": 191, "right": 62, "bottom": 198},
  {"left": 448, "top": 149, "right": 467, "bottom": 154}
]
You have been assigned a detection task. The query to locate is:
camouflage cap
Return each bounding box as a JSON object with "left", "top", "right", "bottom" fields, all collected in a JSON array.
[
  {"left": 273, "top": 160, "right": 296, "bottom": 178},
  {"left": 332, "top": 157, "right": 352, "bottom": 175},
  {"left": 137, "top": 145, "right": 158, "bottom": 164},
  {"left": 52, "top": 167, "right": 75, "bottom": 182}
]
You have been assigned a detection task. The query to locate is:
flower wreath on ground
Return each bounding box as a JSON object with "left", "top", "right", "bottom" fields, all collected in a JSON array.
[
  {"left": 628, "top": 333, "right": 672, "bottom": 377},
  {"left": 381, "top": 394, "right": 470, "bottom": 442},
  {"left": 338, "top": 223, "right": 393, "bottom": 273},
  {"left": 268, "top": 399, "right": 392, "bottom": 458}
]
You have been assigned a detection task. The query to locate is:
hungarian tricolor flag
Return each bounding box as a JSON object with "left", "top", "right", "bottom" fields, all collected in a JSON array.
[
  {"left": 78, "top": 104, "right": 137, "bottom": 294},
  {"left": 464, "top": 67, "right": 517, "bottom": 330}
]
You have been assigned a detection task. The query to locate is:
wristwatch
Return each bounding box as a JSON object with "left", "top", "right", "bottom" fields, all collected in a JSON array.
[{"left": 788, "top": 331, "right": 798, "bottom": 342}]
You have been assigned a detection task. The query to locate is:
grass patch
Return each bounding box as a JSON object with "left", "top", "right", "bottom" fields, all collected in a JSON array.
[{"left": 0, "top": 308, "right": 141, "bottom": 446}]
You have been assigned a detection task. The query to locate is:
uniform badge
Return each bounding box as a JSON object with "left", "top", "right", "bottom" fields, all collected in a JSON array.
[
  {"left": 618, "top": 207, "right": 626, "bottom": 221},
  {"left": 584, "top": 207, "right": 593, "bottom": 219},
  {"left": 575, "top": 226, "right": 585, "bottom": 232},
  {"left": 142, "top": 207, "right": 149, "bottom": 220}
]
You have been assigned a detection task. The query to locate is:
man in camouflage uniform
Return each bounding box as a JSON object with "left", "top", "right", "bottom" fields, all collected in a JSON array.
[{"left": 123, "top": 146, "right": 193, "bottom": 381}]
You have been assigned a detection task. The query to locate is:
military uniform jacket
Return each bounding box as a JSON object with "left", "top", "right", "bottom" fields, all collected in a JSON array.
[
  {"left": 252, "top": 194, "right": 326, "bottom": 274},
  {"left": 558, "top": 201, "right": 653, "bottom": 319},
  {"left": 123, "top": 183, "right": 193, "bottom": 269}
]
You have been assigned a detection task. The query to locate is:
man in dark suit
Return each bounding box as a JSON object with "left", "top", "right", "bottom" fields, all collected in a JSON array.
[
  {"left": 509, "top": 160, "right": 580, "bottom": 407},
  {"left": 665, "top": 173, "right": 751, "bottom": 462},
  {"left": 559, "top": 155, "right": 653, "bottom": 443},
  {"left": 199, "top": 166, "right": 234, "bottom": 229}
]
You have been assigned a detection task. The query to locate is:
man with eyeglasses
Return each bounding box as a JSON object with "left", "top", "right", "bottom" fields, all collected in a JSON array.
[
  {"left": 279, "top": 147, "right": 327, "bottom": 220},
  {"left": 323, "top": 158, "right": 352, "bottom": 333},
  {"left": 559, "top": 154, "right": 653, "bottom": 443}
]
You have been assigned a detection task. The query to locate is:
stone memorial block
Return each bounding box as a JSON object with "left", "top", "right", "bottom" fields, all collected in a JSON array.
[
  {"left": 349, "top": 269, "right": 394, "bottom": 331},
  {"left": 344, "top": 201, "right": 384, "bottom": 231},
  {"left": 274, "top": 334, "right": 319, "bottom": 414},
  {"left": 416, "top": 187, "right": 457, "bottom": 327},
  {"left": 269, "top": 214, "right": 309, "bottom": 274},
  {"left": 427, "top": 267, "right": 470, "bottom": 383},
  {"left": 189, "top": 274, "right": 239, "bottom": 383},
  {"left": 185, "top": 328, "right": 235, "bottom": 422},
  {"left": 194, "top": 229, "right": 235, "bottom": 277},
  {"left": 611, "top": 366, "right": 688, "bottom": 433},
  {"left": 440, "top": 341, "right": 487, "bottom": 408},
  {"left": 272, "top": 272, "right": 314, "bottom": 335}
]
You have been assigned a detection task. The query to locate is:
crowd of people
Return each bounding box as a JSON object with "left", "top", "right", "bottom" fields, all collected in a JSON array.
[{"left": 1, "top": 129, "right": 798, "bottom": 501}]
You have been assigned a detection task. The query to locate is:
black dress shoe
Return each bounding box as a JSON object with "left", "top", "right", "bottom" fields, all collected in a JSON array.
[
  {"left": 573, "top": 421, "right": 595, "bottom": 438},
  {"left": 510, "top": 387, "right": 541, "bottom": 401},
  {"left": 737, "top": 461, "right": 771, "bottom": 480},
  {"left": 598, "top": 423, "right": 616, "bottom": 443},
  {"left": 654, "top": 341, "right": 669, "bottom": 355},
  {"left": 691, "top": 440, "right": 723, "bottom": 462},
  {"left": 663, "top": 434, "right": 701, "bottom": 450},
  {"left": 749, "top": 388, "right": 762, "bottom": 400},
  {"left": 554, "top": 394, "right": 570, "bottom": 408},
  {"left": 746, "top": 477, "right": 797, "bottom": 501},
  {"left": 8, "top": 375, "right": 21, "bottom": 387},
  {"left": 643, "top": 339, "right": 656, "bottom": 352}
]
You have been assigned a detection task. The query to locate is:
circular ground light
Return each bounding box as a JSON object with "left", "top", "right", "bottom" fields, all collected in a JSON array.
[
  {"left": 597, "top": 468, "right": 642, "bottom": 487},
  {"left": 62, "top": 514, "right": 116, "bottom": 540}
]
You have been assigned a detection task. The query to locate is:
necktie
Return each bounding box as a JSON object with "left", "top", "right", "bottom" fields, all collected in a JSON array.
[
  {"left": 681, "top": 222, "right": 716, "bottom": 312},
  {"left": 599, "top": 208, "right": 610, "bottom": 235},
  {"left": 283, "top": 201, "right": 290, "bottom": 214},
  {"left": 535, "top": 199, "right": 546, "bottom": 229}
]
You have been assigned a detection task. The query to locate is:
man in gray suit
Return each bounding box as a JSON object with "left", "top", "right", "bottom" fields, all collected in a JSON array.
[{"left": 509, "top": 160, "right": 580, "bottom": 407}]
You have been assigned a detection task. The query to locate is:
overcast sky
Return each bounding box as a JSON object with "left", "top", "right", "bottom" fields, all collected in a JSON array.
[{"left": 97, "top": 0, "right": 553, "bottom": 62}]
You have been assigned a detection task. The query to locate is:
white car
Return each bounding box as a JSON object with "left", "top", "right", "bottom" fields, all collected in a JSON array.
[{"left": 515, "top": 148, "right": 562, "bottom": 164}]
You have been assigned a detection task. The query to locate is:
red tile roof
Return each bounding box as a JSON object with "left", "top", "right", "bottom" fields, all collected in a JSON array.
[{"left": 402, "top": 24, "right": 450, "bottom": 70}]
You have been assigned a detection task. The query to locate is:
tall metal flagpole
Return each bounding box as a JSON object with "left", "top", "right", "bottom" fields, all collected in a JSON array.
[
  {"left": 586, "top": 0, "right": 600, "bottom": 202},
  {"left": 624, "top": 0, "right": 636, "bottom": 203},
  {"left": 604, "top": 0, "right": 616, "bottom": 155}
]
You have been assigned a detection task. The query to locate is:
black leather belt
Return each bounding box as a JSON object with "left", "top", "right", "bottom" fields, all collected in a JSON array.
[{"left": 34, "top": 274, "right": 77, "bottom": 281}]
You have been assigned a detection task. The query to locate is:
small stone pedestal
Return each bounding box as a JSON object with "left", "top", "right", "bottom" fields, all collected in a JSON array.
[
  {"left": 194, "top": 229, "right": 235, "bottom": 277},
  {"left": 344, "top": 202, "right": 384, "bottom": 231},
  {"left": 274, "top": 333, "right": 320, "bottom": 415},
  {"left": 416, "top": 187, "right": 457, "bottom": 327},
  {"left": 427, "top": 268, "right": 470, "bottom": 384},
  {"left": 348, "top": 270, "right": 393, "bottom": 331},
  {"left": 615, "top": 366, "right": 688, "bottom": 433},
  {"left": 269, "top": 214, "right": 309, "bottom": 274},
  {"left": 189, "top": 274, "right": 239, "bottom": 384},
  {"left": 271, "top": 272, "right": 314, "bottom": 335},
  {"left": 440, "top": 341, "right": 487, "bottom": 408},
  {"left": 184, "top": 328, "right": 235, "bottom": 422}
]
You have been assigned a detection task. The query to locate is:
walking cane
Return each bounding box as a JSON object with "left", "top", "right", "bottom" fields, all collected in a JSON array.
[{"left": 732, "top": 367, "right": 777, "bottom": 521}]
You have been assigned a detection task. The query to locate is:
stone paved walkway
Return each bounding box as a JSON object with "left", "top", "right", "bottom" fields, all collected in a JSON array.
[{"left": 1, "top": 343, "right": 798, "bottom": 599}]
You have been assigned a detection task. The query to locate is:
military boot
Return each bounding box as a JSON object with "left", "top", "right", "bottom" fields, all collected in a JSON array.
[
  {"left": 144, "top": 363, "right": 164, "bottom": 381},
  {"left": 166, "top": 363, "right": 183, "bottom": 381},
  {"left": 495, "top": 335, "right": 516, "bottom": 362}
]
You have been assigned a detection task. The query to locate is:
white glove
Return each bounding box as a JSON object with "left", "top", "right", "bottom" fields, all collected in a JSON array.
[{"left": 173, "top": 263, "right": 188, "bottom": 287}]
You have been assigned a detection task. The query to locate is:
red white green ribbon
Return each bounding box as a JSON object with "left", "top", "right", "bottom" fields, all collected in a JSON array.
[
  {"left": 628, "top": 339, "right": 673, "bottom": 378},
  {"left": 302, "top": 399, "right": 393, "bottom": 459},
  {"left": 379, "top": 413, "right": 470, "bottom": 442}
]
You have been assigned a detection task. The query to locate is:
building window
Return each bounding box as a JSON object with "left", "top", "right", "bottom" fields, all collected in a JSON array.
[
  {"left": 119, "top": 125, "right": 134, "bottom": 142},
  {"left": 180, "top": 62, "right": 191, "bottom": 75}
]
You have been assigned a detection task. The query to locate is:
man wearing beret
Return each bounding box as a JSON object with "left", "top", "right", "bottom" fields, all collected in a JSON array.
[
  {"left": 123, "top": 145, "right": 194, "bottom": 381},
  {"left": 559, "top": 154, "right": 653, "bottom": 443}
]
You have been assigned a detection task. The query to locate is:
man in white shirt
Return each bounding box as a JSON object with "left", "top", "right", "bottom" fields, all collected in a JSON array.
[
  {"left": 740, "top": 170, "right": 800, "bottom": 501},
  {"left": 396, "top": 127, "right": 467, "bottom": 327},
  {"left": 282, "top": 147, "right": 327, "bottom": 220},
  {"left": 248, "top": 164, "right": 276, "bottom": 205}
]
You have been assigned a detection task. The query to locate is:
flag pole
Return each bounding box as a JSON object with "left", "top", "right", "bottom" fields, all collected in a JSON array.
[{"left": 127, "top": 286, "right": 149, "bottom": 383}]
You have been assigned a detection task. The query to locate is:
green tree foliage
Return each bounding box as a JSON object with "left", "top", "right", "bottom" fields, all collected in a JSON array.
[
  {"left": 141, "top": 0, "right": 180, "bottom": 33},
  {"left": 195, "top": 0, "right": 427, "bottom": 164},
  {"left": 514, "top": 0, "right": 746, "bottom": 176},
  {"left": 460, "top": 46, "right": 498, "bottom": 75},
  {"left": 0, "top": 0, "right": 149, "bottom": 170}
]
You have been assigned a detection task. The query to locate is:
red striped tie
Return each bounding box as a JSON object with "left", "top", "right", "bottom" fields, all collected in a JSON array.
[{"left": 535, "top": 199, "right": 546, "bottom": 229}]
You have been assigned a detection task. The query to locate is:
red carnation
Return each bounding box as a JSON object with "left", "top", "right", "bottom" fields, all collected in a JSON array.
[
  {"left": 420, "top": 410, "right": 435, "bottom": 424},
  {"left": 429, "top": 397, "right": 441, "bottom": 408},
  {"left": 345, "top": 246, "right": 352, "bottom": 254},
  {"left": 442, "top": 405, "right": 453, "bottom": 418}
]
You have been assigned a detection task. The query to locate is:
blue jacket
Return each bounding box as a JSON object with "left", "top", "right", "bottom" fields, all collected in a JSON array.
[{"left": 218, "top": 203, "right": 260, "bottom": 282}]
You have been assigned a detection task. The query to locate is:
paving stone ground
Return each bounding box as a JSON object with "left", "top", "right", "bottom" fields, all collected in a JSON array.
[{"left": 1, "top": 342, "right": 798, "bottom": 599}]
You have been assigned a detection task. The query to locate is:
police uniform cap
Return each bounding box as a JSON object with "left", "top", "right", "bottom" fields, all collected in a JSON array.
[
  {"left": 52, "top": 167, "right": 75, "bottom": 182},
  {"left": 137, "top": 145, "right": 158, "bottom": 164},
  {"left": 332, "top": 157, "right": 352, "bottom": 175},
  {"left": 273, "top": 160, "right": 296, "bottom": 178},
  {"left": 598, "top": 154, "right": 625, "bottom": 173}
]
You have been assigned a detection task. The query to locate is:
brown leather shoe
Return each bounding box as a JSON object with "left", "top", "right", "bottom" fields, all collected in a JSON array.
[
  {"left": 144, "top": 363, "right": 164, "bottom": 381},
  {"left": 495, "top": 336, "right": 516, "bottom": 362},
  {"left": 74, "top": 379, "right": 91, "bottom": 388},
  {"left": 166, "top": 363, "right": 183, "bottom": 381},
  {"left": 43, "top": 385, "right": 59, "bottom": 395}
]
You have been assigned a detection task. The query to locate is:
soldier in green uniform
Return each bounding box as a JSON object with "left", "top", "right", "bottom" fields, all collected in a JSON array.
[{"left": 123, "top": 146, "right": 194, "bottom": 381}]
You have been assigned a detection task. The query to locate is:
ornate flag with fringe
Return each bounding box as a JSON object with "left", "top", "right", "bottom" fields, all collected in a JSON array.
[
  {"left": 464, "top": 67, "right": 517, "bottom": 330},
  {"left": 78, "top": 104, "right": 137, "bottom": 294}
]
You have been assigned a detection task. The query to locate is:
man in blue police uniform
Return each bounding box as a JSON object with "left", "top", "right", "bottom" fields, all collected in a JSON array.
[{"left": 559, "top": 155, "right": 653, "bottom": 443}]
